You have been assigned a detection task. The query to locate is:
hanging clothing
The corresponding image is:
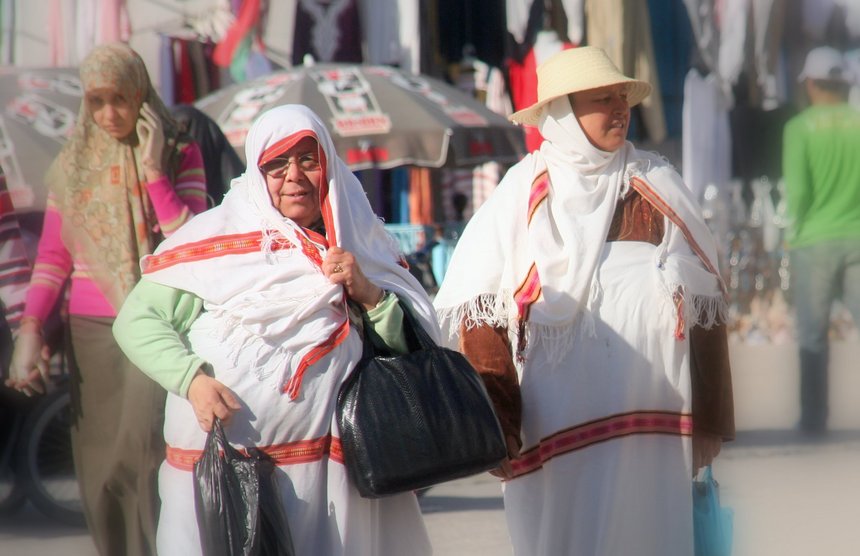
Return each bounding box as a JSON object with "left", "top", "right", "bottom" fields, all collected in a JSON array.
[
  {"left": 292, "top": 0, "right": 363, "bottom": 64},
  {"left": 585, "top": 0, "right": 668, "bottom": 143},
  {"left": 259, "top": 0, "right": 296, "bottom": 67},
  {"left": 507, "top": 32, "right": 573, "bottom": 152},
  {"left": 560, "top": 0, "right": 585, "bottom": 46},
  {"left": 682, "top": 69, "right": 732, "bottom": 202},
  {"left": 682, "top": 0, "right": 722, "bottom": 74},
  {"left": 436, "top": 0, "right": 507, "bottom": 69},
  {"left": 409, "top": 167, "right": 435, "bottom": 224},
  {"left": 716, "top": 0, "right": 749, "bottom": 97},
  {"left": 0, "top": 172, "right": 30, "bottom": 333},
  {"left": 361, "top": 0, "right": 420, "bottom": 72}
]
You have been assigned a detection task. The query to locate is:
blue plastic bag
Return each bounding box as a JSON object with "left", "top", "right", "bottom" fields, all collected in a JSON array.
[{"left": 693, "top": 465, "right": 733, "bottom": 556}]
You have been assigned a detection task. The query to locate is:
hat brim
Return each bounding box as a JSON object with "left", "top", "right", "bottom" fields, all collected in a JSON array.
[{"left": 509, "top": 79, "right": 652, "bottom": 126}]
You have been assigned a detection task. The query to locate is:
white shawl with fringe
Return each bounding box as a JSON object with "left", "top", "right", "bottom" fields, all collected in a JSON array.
[
  {"left": 434, "top": 97, "right": 726, "bottom": 362},
  {"left": 140, "top": 105, "right": 439, "bottom": 397}
]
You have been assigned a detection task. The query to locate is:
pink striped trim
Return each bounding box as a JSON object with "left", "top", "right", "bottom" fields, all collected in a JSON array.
[
  {"left": 527, "top": 172, "right": 549, "bottom": 225},
  {"left": 514, "top": 263, "right": 541, "bottom": 322},
  {"left": 629, "top": 177, "right": 726, "bottom": 295},
  {"left": 509, "top": 411, "right": 693, "bottom": 479}
]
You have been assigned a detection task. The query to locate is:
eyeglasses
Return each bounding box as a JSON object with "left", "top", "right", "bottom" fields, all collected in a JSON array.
[{"left": 259, "top": 153, "right": 321, "bottom": 178}]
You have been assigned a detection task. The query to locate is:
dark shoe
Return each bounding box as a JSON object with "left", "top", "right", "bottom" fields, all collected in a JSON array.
[{"left": 799, "top": 348, "right": 829, "bottom": 432}]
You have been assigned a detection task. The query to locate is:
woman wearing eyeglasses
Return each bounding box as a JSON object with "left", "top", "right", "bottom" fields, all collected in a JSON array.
[{"left": 112, "top": 104, "right": 438, "bottom": 555}]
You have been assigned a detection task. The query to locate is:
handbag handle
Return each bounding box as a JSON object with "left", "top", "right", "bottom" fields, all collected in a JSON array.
[{"left": 359, "top": 298, "right": 435, "bottom": 360}]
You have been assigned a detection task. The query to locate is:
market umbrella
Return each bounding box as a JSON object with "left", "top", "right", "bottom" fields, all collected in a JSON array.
[
  {"left": 0, "top": 67, "right": 82, "bottom": 213},
  {"left": 195, "top": 63, "right": 526, "bottom": 170}
]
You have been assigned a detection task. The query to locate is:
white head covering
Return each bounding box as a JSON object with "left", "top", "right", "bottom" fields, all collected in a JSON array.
[{"left": 141, "top": 104, "right": 438, "bottom": 396}]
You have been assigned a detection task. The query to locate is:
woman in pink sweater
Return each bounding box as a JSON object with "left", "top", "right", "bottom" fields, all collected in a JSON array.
[{"left": 5, "top": 43, "right": 207, "bottom": 556}]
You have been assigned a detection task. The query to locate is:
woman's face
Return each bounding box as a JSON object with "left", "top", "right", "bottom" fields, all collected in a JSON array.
[
  {"left": 261, "top": 136, "right": 323, "bottom": 226},
  {"left": 86, "top": 86, "right": 140, "bottom": 140},
  {"left": 569, "top": 84, "right": 630, "bottom": 152}
]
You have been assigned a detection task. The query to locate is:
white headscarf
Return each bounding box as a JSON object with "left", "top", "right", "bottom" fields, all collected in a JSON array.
[
  {"left": 141, "top": 104, "right": 438, "bottom": 396},
  {"left": 435, "top": 97, "right": 725, "bottom": 361}
]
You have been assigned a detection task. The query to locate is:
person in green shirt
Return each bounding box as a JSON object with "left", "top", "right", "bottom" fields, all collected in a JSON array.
[
  {"left": 782, "top": 46, "right": 860, "bottom": 434},
  {"left": 113, "top": 105, "right": 439, "bottom": 555}
]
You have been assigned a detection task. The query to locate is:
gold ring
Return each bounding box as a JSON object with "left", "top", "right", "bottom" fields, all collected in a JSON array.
[{"left": 333, "top": 264, "right": 343, "bottom": 273}]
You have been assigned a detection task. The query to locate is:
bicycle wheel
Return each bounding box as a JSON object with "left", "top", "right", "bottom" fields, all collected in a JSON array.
[
  {"left": 0, "top": 398, "right": 27, "bottom": 514},
  {"left": 17, "top": 386, "right": 86, "bottom": 527},
  {"left": 0, "top": 423, "right": 27, "bottom": 515}
]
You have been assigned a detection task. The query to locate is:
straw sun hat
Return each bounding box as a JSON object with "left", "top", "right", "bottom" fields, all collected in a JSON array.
[{"left": 509, "top": 46, "right": 652, "bottom": 126}]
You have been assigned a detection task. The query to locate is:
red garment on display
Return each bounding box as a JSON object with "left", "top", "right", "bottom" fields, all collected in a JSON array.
[{"left": 507, "top": 40, "right": 575, "bottom": 153}]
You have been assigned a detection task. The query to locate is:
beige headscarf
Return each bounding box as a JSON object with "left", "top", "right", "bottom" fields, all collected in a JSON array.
[{"left": 46, "top": 42, "right": 185, "bottom": 310}]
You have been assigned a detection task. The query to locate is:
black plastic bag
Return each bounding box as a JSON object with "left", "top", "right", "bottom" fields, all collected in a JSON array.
[{"left": 193, "top": 418, "right": 295, "bottom": 556}]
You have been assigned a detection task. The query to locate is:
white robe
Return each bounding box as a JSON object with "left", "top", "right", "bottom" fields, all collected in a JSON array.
[{"left": 503, "top": 241, "right": 693, "bottom": 556}]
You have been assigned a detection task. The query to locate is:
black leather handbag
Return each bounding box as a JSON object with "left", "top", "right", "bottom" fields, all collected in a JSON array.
[{"left": 336, "top": 298, "right": 507, "bottom": 498}]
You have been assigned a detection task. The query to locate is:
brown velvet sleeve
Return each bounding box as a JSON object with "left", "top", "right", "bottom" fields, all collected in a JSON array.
[
  {"left": 689, "top": 323, "right": 736, "bottom": 441},
  {"left": 459, "top": 321, "right": 522, "bottom": 454},
  {"left": 608, "top": 191, "right": 735, "bottom": 441}
]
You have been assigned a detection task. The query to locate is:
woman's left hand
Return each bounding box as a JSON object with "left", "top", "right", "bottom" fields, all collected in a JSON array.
[
  {"left": 324, "top": 246, "right": 384, "bottom": 311},
  {"left": 693, "top": 433, "right": 722, "bottom": 475}
]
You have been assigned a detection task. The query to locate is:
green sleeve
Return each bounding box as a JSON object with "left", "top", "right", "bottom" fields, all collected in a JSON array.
[
  {"left": 782, "top": 118, "right": 811, "bottom": 240},
  {"left": 113, "top": 279, "right": 205, "bottom": 398},
  {"left": 364, "top": 291, "right": 408, "bottom": 354}
]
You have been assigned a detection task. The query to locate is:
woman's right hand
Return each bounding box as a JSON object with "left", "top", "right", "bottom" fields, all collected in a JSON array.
[
  {"left": 187, "top": 370, "right": 242, "bottom": 432},
  {"left": 5, "top": 322, "right": 50, "bottom": 396},
  {"left": 136, "top": 101, "right": 166, "bottom": 181}
]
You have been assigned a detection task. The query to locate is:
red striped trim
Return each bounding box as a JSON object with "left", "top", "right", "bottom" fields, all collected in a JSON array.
[
  {"left": 514, "top": 263, "right": 541, "bottom": 322},
  {"left": 527, "top": 172, "right": 549, "bottom": 225},
  {"left": 304, "top": 227, "right": 328, "bottom": 249},
  {"left": 509, "top": 411, "right": 693, "bottom": 479},
  {"left": 284, "top": 318, "right": 351, "bottom": 399},
  {"left": 258, "top": 131, "right": 318, "bottom": 165},
  {"left": 628, "top": 177, "right": 725, "bottom": 295},
  {"left": 142, "top": 231, "right": 295, "bottom": 273},
  {"left": 165, "top": 435, "right": 344, "bottom": 471},
  {"left": 296, "top": 230, "right": 324, "bottom": 268}
]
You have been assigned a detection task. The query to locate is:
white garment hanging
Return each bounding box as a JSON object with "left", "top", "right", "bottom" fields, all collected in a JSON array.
[
  {"left": 262, "top": 0, "right": 297, "bottom": 67},
  {"left": 360, "top": 0, "right": 420, "bottom": 73},
  {"left": 716, "top": 0, "right": 749, "bottom": 95},
  {"left": 534, "top": 29, "right": 564, "bottom": 65},
  {"left": 506, "top": 0, "right": 531, "bottom": 45},
  {"left": 560, "top": 0, "right": 585, "bottom": 45},
  {"left": 682, "top": 69, "right": 732, "bottom": 203}
]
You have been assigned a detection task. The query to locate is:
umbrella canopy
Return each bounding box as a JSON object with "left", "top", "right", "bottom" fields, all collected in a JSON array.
[
  {"left": 195, "top": 63, "right": 526, "bottom": 170},
  {"left": 0, "top": 67, "right": 82, "bottom": 213}
]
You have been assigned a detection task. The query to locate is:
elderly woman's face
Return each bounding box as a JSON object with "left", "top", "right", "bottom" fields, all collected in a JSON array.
[
  {"left": 261, "top": 136, "right": 323, "bottom": 225},
  {"left": 86, "top": 85, "right": 140, "bottom": 139},
  {"left": 569, "top": 84, "right": 630, "bottom": 152}
]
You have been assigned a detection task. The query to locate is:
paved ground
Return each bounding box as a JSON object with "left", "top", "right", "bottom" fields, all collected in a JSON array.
[{"left": 2, "top": 340, "right": 860, "bottom": 555}]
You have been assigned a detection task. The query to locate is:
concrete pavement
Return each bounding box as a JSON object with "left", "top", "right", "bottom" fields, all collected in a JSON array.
[{"left": 2, "top": 340, "right": 860, "bottom": 555}]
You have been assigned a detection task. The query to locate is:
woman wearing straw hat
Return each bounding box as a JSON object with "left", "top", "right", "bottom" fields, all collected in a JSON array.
[{"left": 435, "top": 46, "right": 735, "bottom": 555}]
